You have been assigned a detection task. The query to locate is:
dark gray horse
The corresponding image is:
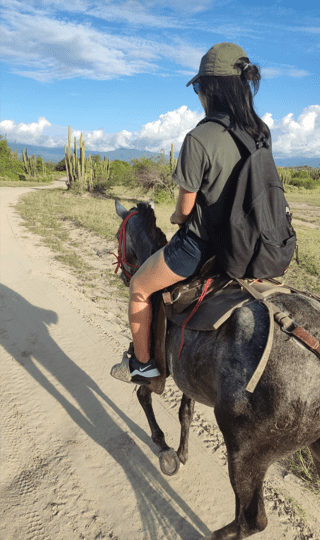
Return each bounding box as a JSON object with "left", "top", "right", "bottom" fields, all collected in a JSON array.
[{"left": 114, "top": 198, "right": 320, "bottom": 540}]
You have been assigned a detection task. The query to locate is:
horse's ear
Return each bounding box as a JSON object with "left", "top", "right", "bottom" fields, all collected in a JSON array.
[
  {"left": 115, "top": 198, "right": 129, "bottom": 220},
  {"left": 147, "top": 198, "right": 155, "bottom": 210}
]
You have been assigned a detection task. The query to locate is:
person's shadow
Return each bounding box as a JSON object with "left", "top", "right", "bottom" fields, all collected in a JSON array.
[{"left": 0, "top": 283, "right": 211, "bottom": 539}]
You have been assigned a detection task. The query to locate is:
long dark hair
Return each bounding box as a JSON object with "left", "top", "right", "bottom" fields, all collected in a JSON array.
[{"left": 199, "top": 58, "right": 269, "bottom": 141}]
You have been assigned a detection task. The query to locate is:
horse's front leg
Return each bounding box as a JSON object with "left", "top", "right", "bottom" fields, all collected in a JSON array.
[
  {"left": 177, "top": 393, "right": 195, "bottom": 465},
  {"left": 137, "top": 385, "right": 180, "bottom": 476}
]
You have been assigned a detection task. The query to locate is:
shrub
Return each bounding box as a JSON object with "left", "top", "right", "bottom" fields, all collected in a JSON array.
[
  {"left": 0, "top": 136, "right": 25, "bottom": 180},
  {"left": 289, "top": 170, "right": 317, "bottom": 190},
  {"left": 277, "top": 168, "right": 291, "bottom": 187},
  {"left": 55, "top": 158, "right": 66, "bottom": 171},
  {"left": 110, "top": 159, "right": 133, "bottom": 186},
  {"left": 131, "top": 154, "right": 176, "bottom": 200}
]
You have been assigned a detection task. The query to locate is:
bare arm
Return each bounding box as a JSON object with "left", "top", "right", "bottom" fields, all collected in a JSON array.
[{"left": 170, "top": 187, "right": 197, "bottom": 225}]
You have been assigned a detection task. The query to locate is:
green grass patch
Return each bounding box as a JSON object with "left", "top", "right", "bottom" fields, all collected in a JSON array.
[
  {"left": 0, "top": 179, "right": 54, "bottom": 187},
  {"left": 283, "top": 448, "right": 320, "bottom": 497},
  {"left": 282, "top": 227, "right": 320, "bottom": 294},
  {"left": 285, "top": 186, "right": 320, "bottom": 206}
]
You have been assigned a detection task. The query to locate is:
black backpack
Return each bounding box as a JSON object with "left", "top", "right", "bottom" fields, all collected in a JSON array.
[{"left": 200, "top": 116, "right": 297, "bottom": 280}]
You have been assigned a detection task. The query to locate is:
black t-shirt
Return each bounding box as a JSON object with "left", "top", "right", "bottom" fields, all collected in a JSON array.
[{"left": 172, "top": 120, "right": 244, "bottom": 241}]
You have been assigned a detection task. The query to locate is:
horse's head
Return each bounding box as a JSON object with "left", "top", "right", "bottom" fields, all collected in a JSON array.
[{"left": 114, "top": 198, "right": 167, "bottom": 286}]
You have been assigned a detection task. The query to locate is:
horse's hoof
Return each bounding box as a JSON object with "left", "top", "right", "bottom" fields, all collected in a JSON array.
[{"left": 159, "top": 448, "right": 180, "bottom": 476}]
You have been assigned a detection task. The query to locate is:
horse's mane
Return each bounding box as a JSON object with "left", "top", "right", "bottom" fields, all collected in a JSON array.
[{"left": 136, "top": 202, "right": 167, "bottom": 249}]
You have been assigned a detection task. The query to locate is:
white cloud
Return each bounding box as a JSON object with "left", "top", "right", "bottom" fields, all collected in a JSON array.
[
  {"left": 263, "top": 105, "right": 320, "bottom": 157},
  {"left": 261, "top": 67, "right": 310, "bottom": 79},
  {"left": 2, "top": 1, "right": 312, "bottom": 83},
  {"left": 0, "top": 1, "right": 205, "bottom": 82},
  {"left": 0, "top": 107, "right": 204, "bottom": 153},
  {"left": 0, "top": 117, "right": 52, "bottom": 144},
  {"left": 2, "top": 106, "right": 319, "bottom": 158}
]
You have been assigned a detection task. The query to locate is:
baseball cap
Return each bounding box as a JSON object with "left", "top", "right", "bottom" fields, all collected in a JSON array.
[{"left": 186, "top": 42, "right": 249, "bottom": 87}]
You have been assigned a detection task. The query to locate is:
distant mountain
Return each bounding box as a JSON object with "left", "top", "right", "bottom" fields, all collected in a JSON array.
[
  {"left": 274, "top": 156, "right": 320, "bottom": 168},
  {"left": 7, "top": 142, "right": 162, "bottom": 163},
  {"left": 7, "top": 142, "right": 320, "bottom": 168}
]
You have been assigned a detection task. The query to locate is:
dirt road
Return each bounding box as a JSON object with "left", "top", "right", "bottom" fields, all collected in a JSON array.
[{"left": 1, "top": 182, "right": 319, "bottom": 540}]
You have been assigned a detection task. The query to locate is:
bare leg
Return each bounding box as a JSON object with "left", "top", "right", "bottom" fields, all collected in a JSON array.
[
  {"left": 309, "top": 438, "right": 320, "bottom": 479},
  {"left": 137, "top": 385, "right": 180, "bottom": 476},
  {"left": 177, "top": 394, "right": 195, "bottom": 465},
  {"left": 129, "top": 247, "right": 184, "bottom": 363}
]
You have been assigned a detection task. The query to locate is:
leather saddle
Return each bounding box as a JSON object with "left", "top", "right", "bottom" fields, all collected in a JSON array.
[{"left": 146, "top": 255, "right": 292, "bottom": 395}]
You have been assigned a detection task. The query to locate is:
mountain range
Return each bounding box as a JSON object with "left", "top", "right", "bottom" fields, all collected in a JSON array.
[
  {"left": 7, "top": 142, "right": 320, "bottom": 168},
  {"left": 8, "top": 142, "right": 160, "bottom": 164}
]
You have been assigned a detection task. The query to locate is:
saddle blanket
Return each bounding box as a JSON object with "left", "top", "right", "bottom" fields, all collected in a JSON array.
[{"left": 165, "top": 281, "right": 291, "bottom": 331}]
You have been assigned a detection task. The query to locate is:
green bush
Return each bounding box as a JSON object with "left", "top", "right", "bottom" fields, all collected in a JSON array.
[
  {"left": 55, "top": 158, "right": 66, "bottom": 171},
  {"left": 110, "top": 159, "right": 133, "bottom": 186},
  {"left": 0, "top": 136, "right": 26, "bottom": 180},
  {"left": 290, "top": 170, "right": 317, "bottom": 189},
  {"left": 277, "top": 167, "right": 320, "bottom": 190},
  {"left": 131, "top": 155, "right": 176, "bottom": 200},
  {"left": 309, "top": 168, "right": 320, "bottom": 181}
]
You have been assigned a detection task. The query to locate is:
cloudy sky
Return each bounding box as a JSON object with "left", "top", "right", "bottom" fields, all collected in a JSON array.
[{"left": 1, "top": 0, "right": 320, "bottom": 159}]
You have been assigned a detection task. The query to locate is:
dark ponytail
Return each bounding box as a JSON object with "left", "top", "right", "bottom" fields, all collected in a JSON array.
[{"left": 199, "top": 58, "right": 269, "bottom": 141}]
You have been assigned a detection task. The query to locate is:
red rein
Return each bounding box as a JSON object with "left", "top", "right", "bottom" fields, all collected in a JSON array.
[
  {"left": 109, "top": 209, "right": 212, "bottom": 360},
  {"left": 108, "top": 211, "right": 139, "bottom": 280}
]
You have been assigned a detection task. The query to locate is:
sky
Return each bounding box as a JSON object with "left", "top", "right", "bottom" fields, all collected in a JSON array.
[{"left": 1, "top": 0, "right": 320, "bottom": 160}]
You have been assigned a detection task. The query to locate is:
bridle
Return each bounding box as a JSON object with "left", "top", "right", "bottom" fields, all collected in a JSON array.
[{"left": 108, "top": 210, "right": 139, "bottom": 281}]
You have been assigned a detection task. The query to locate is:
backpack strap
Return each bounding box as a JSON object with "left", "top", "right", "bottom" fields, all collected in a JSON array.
[{"left": 198, "top": 115, "right": 269, "bottom": 155}]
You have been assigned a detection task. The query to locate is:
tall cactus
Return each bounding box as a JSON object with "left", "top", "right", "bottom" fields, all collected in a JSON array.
[
  {"left": 65, "top": 126, "right": 111, "bottom": 191},
  {"left": 170, "top": 143, "right": 177, "bottom": 172},
  {"left": 22, "top": 148, "right": 39, "bottom": 179}
]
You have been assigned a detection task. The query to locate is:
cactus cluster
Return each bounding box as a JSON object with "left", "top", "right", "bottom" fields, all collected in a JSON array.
[
  {"left": 22, "top": 148, "right": 46, "bottom": 179},
  {"left": 65, "top": 126, "right": 110, "bottom": 191}
]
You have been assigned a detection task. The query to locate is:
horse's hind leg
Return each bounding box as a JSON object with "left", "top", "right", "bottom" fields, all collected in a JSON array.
[
  {"left": 309, "top": 438, "right": 320, "bottom": 478},
  {"left": 205, "top": 409, "right": 269, "bottom": 539},
  {"left": 177, "top": 394, "right": 195, "bottom": 465},
  {"left": 137, "top": 385, "right": 180, "bottom": 476}
]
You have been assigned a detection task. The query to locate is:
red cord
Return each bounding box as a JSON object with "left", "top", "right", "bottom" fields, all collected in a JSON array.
[
  {"left": 178, "top": 278, "right": 213, "bottom": 359},
  {"left": 108, "top": 210, "right": 139, "bottom": 279}
]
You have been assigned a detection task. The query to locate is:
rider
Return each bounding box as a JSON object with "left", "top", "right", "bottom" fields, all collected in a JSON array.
[{"left": 111, "top": 42, "right": 270, "bottom": 382}]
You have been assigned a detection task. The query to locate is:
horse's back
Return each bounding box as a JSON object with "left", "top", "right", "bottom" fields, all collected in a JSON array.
[{"left": 167, "top": 293, "right": 320, "bottom": 446}]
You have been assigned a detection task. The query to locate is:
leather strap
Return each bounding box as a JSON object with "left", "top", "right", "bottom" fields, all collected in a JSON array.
[
  {"left": 292, "top": 327, "right": 320, "bottom": 357},
  {"left": 245, "top": 300, "right": 275, "bottom": 393},
  {"left": 236, "top": 279, "right": 320, "bottom": 391}
]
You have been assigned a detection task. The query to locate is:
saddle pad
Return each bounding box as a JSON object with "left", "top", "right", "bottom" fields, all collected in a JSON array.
[
  {"left": 166, "top": 287, "right": 253, "bottom": 330},
  {"left": 166, "top": 282, "right": 291, "bottom": 331}
]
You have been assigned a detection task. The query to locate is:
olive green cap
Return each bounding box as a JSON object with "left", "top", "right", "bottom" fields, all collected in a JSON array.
[{"left": 186, "top": 42, "right": 249, "bottom": 86}]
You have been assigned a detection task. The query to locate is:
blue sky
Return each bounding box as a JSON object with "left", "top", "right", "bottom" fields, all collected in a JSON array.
[{"left": 1, "top": 0, "right": 320, "bottom": 159}]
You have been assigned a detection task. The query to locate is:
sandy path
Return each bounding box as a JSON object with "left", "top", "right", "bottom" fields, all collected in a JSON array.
[{"left": 0, "top": 182, "right": 319, "bottom": 540}]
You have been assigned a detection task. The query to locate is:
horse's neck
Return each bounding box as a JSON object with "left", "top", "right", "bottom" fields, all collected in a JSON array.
[{"left": 135, "top": 231, "right": 165, "bottom": 266}]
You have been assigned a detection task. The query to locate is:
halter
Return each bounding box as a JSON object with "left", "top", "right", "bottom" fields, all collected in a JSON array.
[{"left": 108, "top": 210, "right": 139, "bottom": 280}]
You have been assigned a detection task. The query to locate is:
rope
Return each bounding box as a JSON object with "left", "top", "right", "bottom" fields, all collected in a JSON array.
[
  {"left": 178, "top": 278, "right": 213, "bottom": 359},
  {"left": 108, "top": 210, "right": 139, "bottom": 279}
]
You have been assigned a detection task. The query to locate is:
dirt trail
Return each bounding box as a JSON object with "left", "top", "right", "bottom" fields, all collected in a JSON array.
[{"left": 1, "top": 181, "right": 319, "bottom": 540}]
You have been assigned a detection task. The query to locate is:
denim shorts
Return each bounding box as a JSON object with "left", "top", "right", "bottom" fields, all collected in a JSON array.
[{"left": 163, "top": 228, "right": 215, "bottom": 278}]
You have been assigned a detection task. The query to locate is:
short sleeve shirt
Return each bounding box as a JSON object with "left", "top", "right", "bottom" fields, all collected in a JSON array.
[{"left": 172, "top": 120, "right": 244, "bottom": 241}]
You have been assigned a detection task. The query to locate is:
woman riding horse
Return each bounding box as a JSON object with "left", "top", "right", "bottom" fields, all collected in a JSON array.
[{"left": 111, "top": 42, "right": 270, "bottom": 382}]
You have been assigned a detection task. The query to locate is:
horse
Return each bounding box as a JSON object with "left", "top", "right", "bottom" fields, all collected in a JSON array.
[{"left": 112, "top": 198, "right": 320, "bottom": 540}]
